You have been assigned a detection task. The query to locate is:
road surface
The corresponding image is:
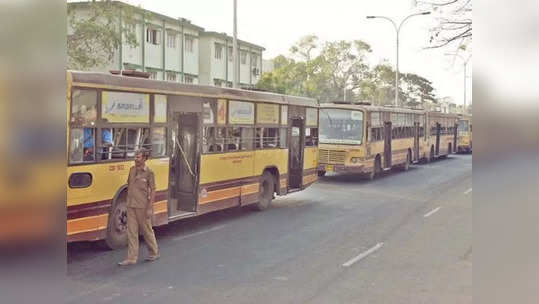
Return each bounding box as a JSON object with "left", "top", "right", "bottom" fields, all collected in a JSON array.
[{"left": 67, "top": 154, "right": 472, "bottom": 304}]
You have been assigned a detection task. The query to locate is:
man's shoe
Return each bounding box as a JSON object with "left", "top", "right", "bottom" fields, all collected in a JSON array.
[
  {"left": 118, "top": 260, "right": 136, "bottom": 266},
  {"left": 145, "top": 255, "right": 160, "bottom": 262}
]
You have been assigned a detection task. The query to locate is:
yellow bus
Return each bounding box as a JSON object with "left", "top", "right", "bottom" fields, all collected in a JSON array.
[
  {"left": 426, "top": 111, "right": 459, "bottom": 160},
  {"left": 457, "top": 114, "right": 472, "bottom": 153},
  {"left": 317, "top": 103, "right": 426, "bottom": 179},
  {"left": 67, "top": 70, "right": 319, "bottom": 248}
]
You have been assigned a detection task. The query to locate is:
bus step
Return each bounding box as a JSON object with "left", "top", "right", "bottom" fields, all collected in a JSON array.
[
  {"left": 287, "top": 188, "right": 302, "bottom": 194},
  {"left": 168, "top": 211, "right": 197, "bottom": 221}
]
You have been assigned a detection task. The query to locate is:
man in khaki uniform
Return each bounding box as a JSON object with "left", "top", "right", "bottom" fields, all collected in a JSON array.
[{"left": 118, "top": 150, "right": 160, "bottom": 266}]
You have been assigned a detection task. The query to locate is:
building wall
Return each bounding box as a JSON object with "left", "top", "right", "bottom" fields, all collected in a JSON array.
[{"left": 198, "top": 37, "right": 211, "bottom": 85}]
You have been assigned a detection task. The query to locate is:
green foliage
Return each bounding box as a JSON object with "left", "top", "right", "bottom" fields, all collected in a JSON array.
[
  {"left": 67, "top": 1, "right": 142, "bottom": 70},
  {"left": 257, "top": 35, "right": 438, "bottom": 108}
]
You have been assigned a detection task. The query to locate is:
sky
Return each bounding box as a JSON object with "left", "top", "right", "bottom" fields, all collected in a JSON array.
[{"left": 122, "top": 0, "right": 471, "bottom": 105}]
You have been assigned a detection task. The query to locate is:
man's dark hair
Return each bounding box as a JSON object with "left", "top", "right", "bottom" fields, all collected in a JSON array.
[{"left": 135, "top": 149, "right": 150, "bottom": 160}]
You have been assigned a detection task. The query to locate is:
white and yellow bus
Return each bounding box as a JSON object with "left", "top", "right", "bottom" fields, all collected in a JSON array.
[
  {"left": 457, "top": 114, "right": 472, "bottom": 153},
  {"left": 317, "top": 103, "right": 458, "bottom": 179},
  {"left": 317, "top": 103, "right": 426, "bottom": 179},
  {"left": 67, "top": 70, "right": 319, "bottom": 248}
]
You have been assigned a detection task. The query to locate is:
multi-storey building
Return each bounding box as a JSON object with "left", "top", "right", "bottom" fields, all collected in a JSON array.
[
  {"left": 68, "top": 1, "right": 264, "bottom": 87},
  {"left": 198, "top": 32, "right": 264, "bottom": 88}
]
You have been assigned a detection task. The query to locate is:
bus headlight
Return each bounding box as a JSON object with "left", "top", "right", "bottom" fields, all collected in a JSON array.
[{"left": 350, "top": 157, "right": 361, "bottom": 163}]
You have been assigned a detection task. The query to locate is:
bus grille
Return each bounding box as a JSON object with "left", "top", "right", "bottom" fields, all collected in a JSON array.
[{"left": 319, "top": 149, "right": 346, "bottom": 165}]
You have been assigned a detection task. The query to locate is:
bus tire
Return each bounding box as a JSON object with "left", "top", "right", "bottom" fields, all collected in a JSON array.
[
  {"left": 402, "top": 150, "right": 410, "bottom": 171},
  {"left": 254, "top": 171, "right": 274, "bottom": 211},
  {"left": 318, "top": 170, "right": 326, "bottom": 177},
  {"left": 428, "top": 146, "right": 435, "bottom": 162},
  {"left": 368, "top": 156, "right": 381, "bottom": 180},
  {"left": 105, "top": 192, "right": 128, "bottom": 249}
]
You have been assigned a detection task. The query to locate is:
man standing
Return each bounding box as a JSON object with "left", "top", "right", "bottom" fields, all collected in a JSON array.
[{"left": 118, "top": 149, "right": 160, "bottom": 266}]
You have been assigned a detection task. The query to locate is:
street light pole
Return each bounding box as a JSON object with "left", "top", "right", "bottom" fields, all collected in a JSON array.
[
  {"left": 445, "top": 53, "right": 471, "bottom": 114},
  {"left": 367, "top": 12, "right": 430, "bottom": 107},
  {"left": 233, "top": 0, "right": 239, "bottom": 88}
]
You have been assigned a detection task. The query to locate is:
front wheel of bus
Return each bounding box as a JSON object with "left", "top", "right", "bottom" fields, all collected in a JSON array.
[
  {"left": 402, "top": 151, "right": 410, "bottom": 171},
  {"left": 254, "top": 172, "right": 274, "bottom": 211},
  {"left": 105, "top": 192, "right": 128, "bottom": 249}
]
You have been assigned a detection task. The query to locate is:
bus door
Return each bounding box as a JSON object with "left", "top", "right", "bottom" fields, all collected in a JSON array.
[
  {"left": 169, "top": 112, "right": 200, "bottom": 216},
  {"left": 384, "top": 121, "right": 392, "bottom": 168},
  {"left": 288, "top": 117, "right": 305, "bottom": 190},
  {"left": 435, "top": 122, "right": 441, "bottom": 156},
  {"left": 413, "top": 122, "right": 420, "bottom": 162},
  {"left": 453, "top": 122, "right": 458, "bottom": 153}
]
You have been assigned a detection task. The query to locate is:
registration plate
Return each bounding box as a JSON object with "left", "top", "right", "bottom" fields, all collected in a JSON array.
[{"left": 325, "top": 164, "right": 334, "bottom": 172}]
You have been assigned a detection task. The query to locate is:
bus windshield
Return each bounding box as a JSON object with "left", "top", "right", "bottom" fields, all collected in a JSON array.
[
  {"left": 319, "top": 109, "right": 363, "bottom": 145},
  {"left": 458, "top": 120, "right": 469, "bottom": 132}
]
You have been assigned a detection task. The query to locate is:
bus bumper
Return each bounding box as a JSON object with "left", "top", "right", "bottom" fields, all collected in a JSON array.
[{"left": 318, "top": 164, "right": 365, "bottom": 174}]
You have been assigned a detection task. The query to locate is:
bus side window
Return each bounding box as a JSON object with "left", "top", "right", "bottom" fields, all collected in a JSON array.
[
  {"left": 305, "top": 128, "right": 318, "bottom": 146},
  {"left": 69, "top": 128, "right": 95, "bottom": 163}
]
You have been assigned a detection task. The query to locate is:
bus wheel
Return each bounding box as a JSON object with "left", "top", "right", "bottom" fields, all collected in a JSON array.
[
  {"left": 428, "top": 146, "right": 434, "bottom": 162},
  {"left": 368, "top": 156, "right": 381, "bottom": 180},
  {"left": 318, "top": 170, "right": 326, "bottom": 177},
  {"left": 402, "top": 151, "right": 410, "bottom": 171},
  {"left": 105, "top": 192, "right": 128, "bottom": 249},
  {"left": 254, "top": 171, "right": 274, "bottom": 211}
]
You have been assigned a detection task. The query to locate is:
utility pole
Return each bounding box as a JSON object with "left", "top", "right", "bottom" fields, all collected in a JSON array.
[
  {"left": 233, "top": 0, "right": 239, "bottom": 88},
  {"left": 367, "top": 11, "right": 430, "bottom": 107},
  {"left": 445, "top": 53, "right": 471, "bottom": 114}
]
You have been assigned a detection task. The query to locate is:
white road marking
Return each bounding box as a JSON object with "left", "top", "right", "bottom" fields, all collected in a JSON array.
[
  {"left": 424, "top": 207, "right": 441, "bottom": 218},
  {"left": 342, "top": 242, "right": 384, "bottom": 267},
  {"left": 464, "top": 188, "right": 472, "bottom": 195},
  {"left": 173, "top": 225, "right": 226, "bottom": 241},
  {"left": 273, "top": 276, "right": 289, "bottom": 281}
]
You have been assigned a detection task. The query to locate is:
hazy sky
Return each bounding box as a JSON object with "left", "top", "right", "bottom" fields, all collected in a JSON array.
[{"left": 122, "top": 0, "right": 471, "bottom": 105}]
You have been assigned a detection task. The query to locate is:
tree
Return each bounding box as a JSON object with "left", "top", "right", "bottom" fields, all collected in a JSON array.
[
  {"left": 67, "top": 1, "right": 141, "bottom": 70},
  {"left": 417, "top": 0, "right": 472, "bottom": 50},
  {"left": 257, "top": 36, "right": 372, "bottom": 103},
  {"left": 401, "top": 72, "right": 436, "bottom": 107}
]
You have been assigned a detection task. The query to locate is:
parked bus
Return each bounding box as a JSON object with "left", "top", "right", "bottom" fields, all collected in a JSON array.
[
  {"left": 456, "top": 114, "right": 472, "bottom": 153},
  {"left": 426, "top": 111, "right": 459, "bottom": 160},
  {"left": 67, "top": 71, "right": 319, "bottom": 248},
  {"left": 317, "top": 103, "right": 426, "bottom": 179}
]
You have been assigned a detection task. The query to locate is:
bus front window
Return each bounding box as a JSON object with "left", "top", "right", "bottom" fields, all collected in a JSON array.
[
  {"left": 458, "top": 120, "right": 469, "bottom": 132},
  {"left": 319, "top": 109, "right": 363, "bottom": 145}
]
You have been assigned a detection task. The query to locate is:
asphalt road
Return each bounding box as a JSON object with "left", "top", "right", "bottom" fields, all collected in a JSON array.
[{"left": 67, "top": 154, "right": 472, "bottom": 304}]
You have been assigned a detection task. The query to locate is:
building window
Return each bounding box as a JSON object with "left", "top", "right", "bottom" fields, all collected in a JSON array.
[
  {"left": 166, "top": 72, "right": 177, "bottom": 82},
  {"left": 240, "top": 50, "right": 247, "bottom": 65},
  {"left": 185, "top": 75, "right": 194, "bottom": 84},
  {"left": 146, "top": 28, "right": 161, "bottom": 45},
  {"left": 213, "top": 79, "right": 223, "bottom": 87},
  {"left": 251, "top": 53, "right": 258, "bottom": 65},
  {"left": 185, "top": 36, "right": 194, "bottom": 53},
  {"left": 148, "top": 71, "right": 157, "bottom": 79},
  {"left": 215, "top": 43, "right": 223, "bottom": 60},
  {"left": 228, "top": 47, "right": 233, "bottom": 62},
  {"left": 167, "top": 32, "right": 176, "bottom": 48}
]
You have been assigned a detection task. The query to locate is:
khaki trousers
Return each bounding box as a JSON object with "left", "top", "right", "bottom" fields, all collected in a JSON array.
[{"left": 126, "top": 207, "right": 159, "bottom": 262}]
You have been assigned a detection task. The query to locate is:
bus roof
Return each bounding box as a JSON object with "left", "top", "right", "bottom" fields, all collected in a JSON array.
[
  {"left": 68, "top": 70, "right": 318, "bottom": 107},
  {"left": 319, "top": 102, "right": 425, "bottom": 114}
]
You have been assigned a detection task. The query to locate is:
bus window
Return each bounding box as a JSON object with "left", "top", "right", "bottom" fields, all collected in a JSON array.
[
  {"left": 151, "top": 127, "right": 166, "bottom": 157},
  {"left": 227, "top": 127, "right": 254, "bottom": 151},
  {"left": 305, "top": 128, "right": 318, "bottom": 146},
  {"left": 258, "top": 127, "right": 279, "bottom": 149},
  {"left": 69, "top": 128, "right": 96, "bottom": 163},
  {"left": 71, "top": 89, "right": 97, "bottom": 125}
]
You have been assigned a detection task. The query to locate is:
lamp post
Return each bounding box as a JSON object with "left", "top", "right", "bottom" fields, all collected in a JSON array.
[
  {"left": 367, "top": 11, "right": 430, "bottom": 107},
  {"left": 233, "top": 0, "right": 239, "bottom": 88},
  {"left": 445, "top": 53, "right": 471, "bottom": 114}
]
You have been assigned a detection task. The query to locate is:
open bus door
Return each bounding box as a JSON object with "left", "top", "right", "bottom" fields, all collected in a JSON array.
[
  {"left": 288, "top": 117, "right": 305, "bottom": 190},
  {"left": 453, "top": 122, "right": 458, "bottom": 153},
  {"left": 414, "top": 122, "right": 420, "bottom": 162},
  {"left": 435, "top": 122, "right": 441, "bottom": 156},
  {"left": 384, "top": 121, "right": 392, "bottom": 169},
  {"left": 168, "top": 97, "right": 202, "bottom": 219}
]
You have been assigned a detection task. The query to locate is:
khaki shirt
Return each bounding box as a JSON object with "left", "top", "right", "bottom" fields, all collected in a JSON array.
[{"left": 126, "top": 165, "right": 156, "bottom": 209}]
